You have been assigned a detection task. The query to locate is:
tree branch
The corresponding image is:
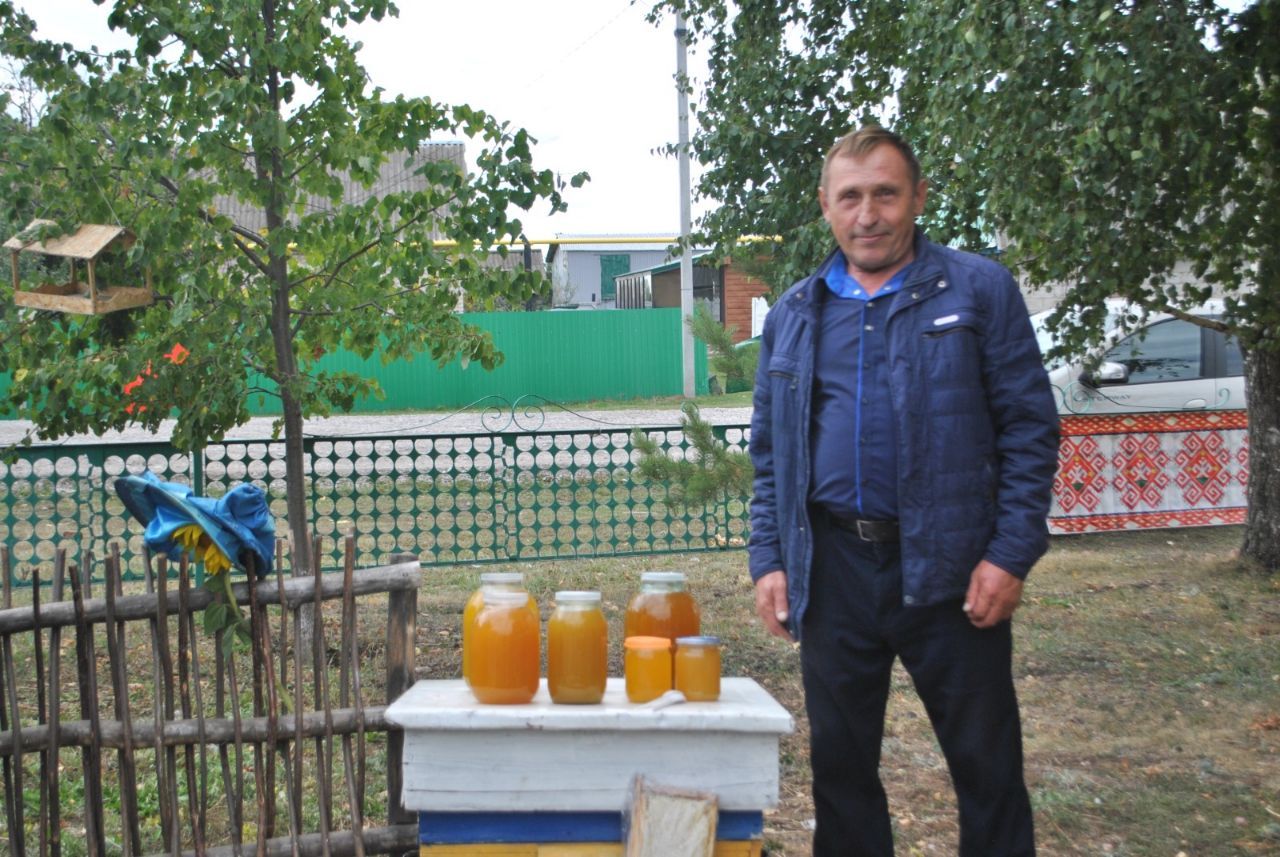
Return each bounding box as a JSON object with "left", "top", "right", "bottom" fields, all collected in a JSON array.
[
  {"left": 216, "top": 139, "right": 252, "bottom": 159},
  {"left": 284, "top": 150, "right": 324, "bottom": 183},
  {"left": 154, "top": 175, "right": 269, "bottom": 249},
  {"left": 291, "top": 282, "right": 434, "bottom": 319},
  {"left": 157, "top": 24, "right": 243, "bottom": 79},
  {"left": 287, "top": 209, "right": 431, "bottom": 294},
  {"left": 230, "top": 235, "right": 273, "bottom": 278},
  {"left": 242, "top": 348, "right": 274, "bottom": 380},
  {"left": 1163, "top": 305, "right": 1231, "bottom": 333}
]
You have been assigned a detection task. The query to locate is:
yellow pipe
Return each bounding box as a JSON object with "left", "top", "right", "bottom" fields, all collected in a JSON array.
[
  {"left": 267, "top": 235, "right": 782, "bottom": 253},
  {"left": 429, "top": 235, "right": 782, "bottom": 248},
  {"left": 430, "top": 236, "right": 676, "bottom": 248}
]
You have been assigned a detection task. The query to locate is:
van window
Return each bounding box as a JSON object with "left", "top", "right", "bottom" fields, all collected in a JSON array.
[
  {"left": 1103, "top": 320, "right": 1201, "bottom": 384},
  {"left": 1224, "top": 335, "right": 1244, "bottom": 377}
]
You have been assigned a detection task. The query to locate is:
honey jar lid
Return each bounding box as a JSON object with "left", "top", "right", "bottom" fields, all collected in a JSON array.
[
  {"left": 640, "top": 571, "right": 686, "bottom": 583},
  {"left": 554, "top": 590, "right": 601, "bottom": 603},
  {"left": 675, "top": 636, "right": 721, "bottom": 647},
  {"left": 479, "top": 572, "right": 523, "bottom": 584},
  {"left": 624, "top": 635, "right": 672, "bottom": 650},
  {"left": 482, "top": 589, "right": 530, "bottom": 607}
]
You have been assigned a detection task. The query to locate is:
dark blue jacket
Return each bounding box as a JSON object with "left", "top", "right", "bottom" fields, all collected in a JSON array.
[{"left": 748, "top": 232, "right": 1060, "bottom": 637}]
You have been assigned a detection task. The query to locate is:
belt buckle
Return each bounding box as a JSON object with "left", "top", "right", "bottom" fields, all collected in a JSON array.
[{"left": 855, "top": 519, "right": 873, "bottom": 541}]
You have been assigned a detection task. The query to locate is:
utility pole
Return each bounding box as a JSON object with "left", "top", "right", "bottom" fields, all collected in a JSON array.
[{"left": 675, "top": 12, "right": 696, "bottom": 398}]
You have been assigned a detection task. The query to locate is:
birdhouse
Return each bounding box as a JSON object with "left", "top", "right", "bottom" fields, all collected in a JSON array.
[{"left": 6, "top": 219, "right": 154, "bottom": 315}]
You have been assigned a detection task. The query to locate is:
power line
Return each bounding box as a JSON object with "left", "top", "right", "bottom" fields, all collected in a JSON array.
[{"left": 517, "top": 0, "right": 635, "bottom": 92}]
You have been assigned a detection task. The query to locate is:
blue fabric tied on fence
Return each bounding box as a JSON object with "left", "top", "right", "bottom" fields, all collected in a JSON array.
[{"left": 114, "top": 471, "right": 276, "bottom": 577}]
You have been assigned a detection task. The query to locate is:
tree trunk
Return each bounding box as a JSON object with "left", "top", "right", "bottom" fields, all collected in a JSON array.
[
  {"left": 270, "top": 260, "right": 316, "bottom": 649},
  {"left": 1240, "top": 1, "right": 1280, "bottom": 574},
  {"left": 258, "top": 0, "right": 313, "bottom": 588},
  {"left": 1241, "top": 344, "right": 1280, "bottom": 573},
  {"left": 269, "top": 266, "right": 314, "bottom": 641}
]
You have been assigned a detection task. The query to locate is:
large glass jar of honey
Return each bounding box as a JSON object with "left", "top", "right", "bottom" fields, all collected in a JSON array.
[
  {"left": 624, "top": 635, "right": 673, "bottom": 703},
  {"left": 675, "top": 636, "right": 722, "bottom": 702},
  {"left": 463, "top": 572, "right": 537, "bottom": 687},
  {"left": 547, "top": 590, "right": 608, "bottom": 704},
  {"left": 468, "top": 589, "right": 541, "bottom": 705},
  {"left": 624, "top": 571, "right": 700, "bottom": 642}
]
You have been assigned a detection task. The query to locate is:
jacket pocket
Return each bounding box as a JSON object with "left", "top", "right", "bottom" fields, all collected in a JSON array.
[
  {"left": 766, "top": 353, "right": 803, "bottom": 471},
  {"left": 922, "top": 308, "right": 980, "bottom": 338},
  {"left": 767, "top": 353, "right": 801, "bottom": 390},
  {"left": 920, "top": 308, "right": 983, "bottom": 388}
]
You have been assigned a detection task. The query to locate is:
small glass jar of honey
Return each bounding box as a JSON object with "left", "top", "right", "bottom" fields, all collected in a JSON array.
[
  {"left": 548, "top": 590, "right": 608, "bottom": 704},
  {"left": 624, "top": 635, "right": 673, "bottom": 703},
  {"left": 624, "top": 571, "right": 701, "bottom": 643},
  {"left": 462, "top": 572, "right": 537, "bottom": 687},
  {"left": 675, "top": 636, "right": 722, "bottom": 702},
  {"left": 469, "top": 589, "right": 540, "bottom": 705}
]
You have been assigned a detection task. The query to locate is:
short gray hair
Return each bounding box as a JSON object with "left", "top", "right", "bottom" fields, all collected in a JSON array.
[{"left": 821, "top": 125, "right": 922, "bottom": 188}]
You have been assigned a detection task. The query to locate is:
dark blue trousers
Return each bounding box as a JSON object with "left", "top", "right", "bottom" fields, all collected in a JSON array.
[{"left": 801, "top": 512, "right": 1036, "bottom": 856}]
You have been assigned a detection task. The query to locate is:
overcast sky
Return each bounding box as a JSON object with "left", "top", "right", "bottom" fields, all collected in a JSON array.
[{"left": 21, "top": 0, "right": 710, "bottom": 242}]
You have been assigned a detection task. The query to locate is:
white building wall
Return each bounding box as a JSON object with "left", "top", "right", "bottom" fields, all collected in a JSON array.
[{"left": 548, "top": 240, "right": 676, "bottom": 307}]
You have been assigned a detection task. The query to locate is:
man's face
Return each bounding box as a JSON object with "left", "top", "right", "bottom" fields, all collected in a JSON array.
[{"left": 818, "top": 144, "right": 927, "bottom": 283}]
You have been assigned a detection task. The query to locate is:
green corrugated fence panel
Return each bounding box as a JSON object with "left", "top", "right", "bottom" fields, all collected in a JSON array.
[
  {"left": 0, "top": 371, "right": 11, "bottom": 418},
  {"left": 0, "top": 312, "right": 708, "bottom": 419},
  {"left": 244, "top": 309, "right": 708, "bottom": 414}
]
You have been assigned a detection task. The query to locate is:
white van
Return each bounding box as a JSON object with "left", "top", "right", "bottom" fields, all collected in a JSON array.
[{"left": 1031, "top": 299, "right": 1246, "bottom": 415}]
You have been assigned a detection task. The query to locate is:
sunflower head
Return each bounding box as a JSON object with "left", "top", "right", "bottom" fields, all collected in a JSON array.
[{"left": 172, "top": 524, "right": 233, "bottom": 575}]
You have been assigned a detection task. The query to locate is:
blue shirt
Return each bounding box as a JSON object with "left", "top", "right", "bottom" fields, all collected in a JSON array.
[{"left": 808, "top": 253, "right": 910, "bottom": 520}]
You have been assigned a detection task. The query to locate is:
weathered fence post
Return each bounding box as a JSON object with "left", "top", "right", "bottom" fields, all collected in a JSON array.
[
  {"left": 385, "top": 552, "right": 418, "bottom": 826},
  {"left": 0, "top": 540, "right": 422, "bottom": 856}
]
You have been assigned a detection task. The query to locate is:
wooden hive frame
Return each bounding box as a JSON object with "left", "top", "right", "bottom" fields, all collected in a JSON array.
[{"left": 5, "top": 219, "right": 154, "bottom": 315}]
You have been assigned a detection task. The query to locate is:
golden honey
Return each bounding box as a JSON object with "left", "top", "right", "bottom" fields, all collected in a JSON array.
[
  {"left": 469, "top": 589, "right": 540, "bottom": 705},
  {"left": 624, "top": 635, "right": 673, "bottom": 703},
  {"left": 624, "top": 571, "right": 701, "bottom": 642},
  {"left": 547, "top": 591, "right": 608, "bottom": 704},
  {"left": 463, "top": 572, "right": 537, "bottom": 687},
  {"left": 675, "top": 636, "right": 722, "bottom": 702}
]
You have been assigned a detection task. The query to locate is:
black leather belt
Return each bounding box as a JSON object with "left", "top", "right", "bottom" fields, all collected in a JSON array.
[{"left": 823, "top": 510, "right": 900, "bottom": 542}]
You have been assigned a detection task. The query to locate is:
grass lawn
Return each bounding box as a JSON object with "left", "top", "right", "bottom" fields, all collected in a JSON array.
[
  {"left": 3, "top": 525, "right": 1276, "bottom": 855},
  {"left": 416, "top": 525, "right": 1279, "bottom": 856}
]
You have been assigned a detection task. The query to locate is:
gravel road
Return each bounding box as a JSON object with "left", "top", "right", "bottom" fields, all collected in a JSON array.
[{"left": 0, "top": 404, "right": 754, "bottom": 447}]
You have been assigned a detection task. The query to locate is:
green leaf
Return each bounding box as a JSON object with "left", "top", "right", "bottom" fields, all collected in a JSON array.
[{"left": 203, "top": 601, "right": 228, "bottom": 635}]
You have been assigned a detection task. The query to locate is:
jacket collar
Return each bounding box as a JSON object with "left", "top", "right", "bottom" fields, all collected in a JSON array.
[
  {"left": 904, "top": 227, "right": 945, "bottom": 287},
  {"left": 800, "top": 227, "right": 941, "bottom": 302}
]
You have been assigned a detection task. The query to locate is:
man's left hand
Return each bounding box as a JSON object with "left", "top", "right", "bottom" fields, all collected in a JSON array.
[{"left": 963, "top": 560, "right": 1024, "bottom": 628}]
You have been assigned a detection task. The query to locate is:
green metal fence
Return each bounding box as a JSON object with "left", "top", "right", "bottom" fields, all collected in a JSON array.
[
  {"left": 0, "top": 309, "right": 709, "bottom": 419},
  {"left": 0, "top": 420, "right": 751, "bottom": 585}
]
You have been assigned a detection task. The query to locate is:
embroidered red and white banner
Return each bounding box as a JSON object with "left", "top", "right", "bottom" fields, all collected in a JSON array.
[{"left": 1049, "top": 410, "right": 1248, "bottom": 535}]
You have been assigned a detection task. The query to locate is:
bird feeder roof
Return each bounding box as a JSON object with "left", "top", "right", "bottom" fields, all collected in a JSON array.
[{"left": 4, "top": 220, "right": 135, "bottom": 260}]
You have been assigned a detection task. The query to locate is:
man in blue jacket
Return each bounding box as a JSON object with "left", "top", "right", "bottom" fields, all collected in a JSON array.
[{"left": 749, "top": 126, "right": 1059, "bottom": 856}]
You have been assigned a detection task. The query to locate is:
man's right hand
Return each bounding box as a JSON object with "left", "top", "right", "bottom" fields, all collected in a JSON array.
[{"left": 754, "top": 570, "right": 793, "bottom": 641}]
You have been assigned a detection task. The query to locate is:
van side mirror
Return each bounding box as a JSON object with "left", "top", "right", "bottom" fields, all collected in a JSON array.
[{"left": 1080, "top": 361, "right": 1130, "bottom": 388}]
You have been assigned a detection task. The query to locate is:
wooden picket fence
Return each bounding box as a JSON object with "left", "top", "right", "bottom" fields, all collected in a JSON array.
[{"left": 0, "top": 538, "right": 421, "bottom": 857}]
